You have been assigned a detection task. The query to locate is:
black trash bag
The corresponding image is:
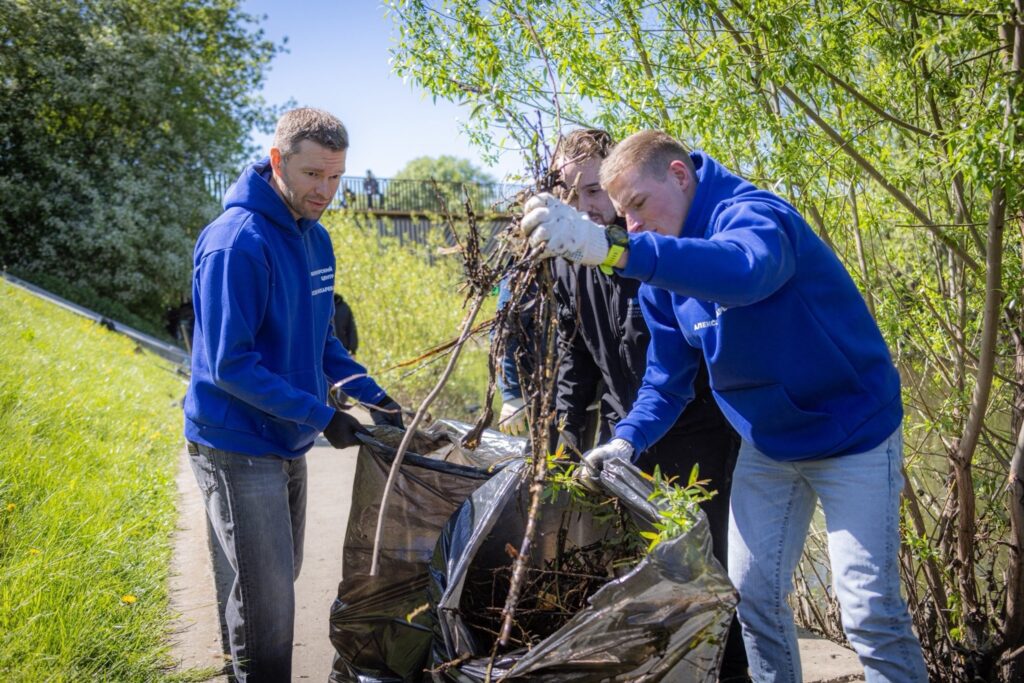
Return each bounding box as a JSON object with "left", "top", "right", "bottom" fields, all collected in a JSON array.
[
  {"left": 428, "top": 458, "right": 738, "bottom": 682},
  {"left": 330, "top": 421, "right": 525, "bottom": 683}
]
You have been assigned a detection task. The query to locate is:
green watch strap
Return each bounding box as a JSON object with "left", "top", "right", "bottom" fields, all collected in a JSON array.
[{"left": 599, "top": 244, "right": 626, "bottom": 275}]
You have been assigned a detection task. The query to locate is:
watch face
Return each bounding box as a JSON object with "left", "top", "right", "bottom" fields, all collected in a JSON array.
[{"left": 607, "top": 225, "right": 629, "bottom": 246}]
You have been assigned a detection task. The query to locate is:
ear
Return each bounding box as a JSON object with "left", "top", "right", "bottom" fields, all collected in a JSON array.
[
  {"left": 668, "top": 159, "right": 693, "bottom": 192},
  {"left": 269, "top": 147, "right": 284, "bottom": 176}
]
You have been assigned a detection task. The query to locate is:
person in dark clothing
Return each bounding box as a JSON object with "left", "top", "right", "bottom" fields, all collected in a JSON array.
[
  {"left": 332, "top": 291, "right": 358, "bottom": 355},
  {"left": 493, "top": 276, "right": 534, "bottom": 435},
  {"left": 549, "top": 128, "right": 748, "bottom": 681},
  {"left": 363, "top": 169, "right": 379, "bottom": 209}
]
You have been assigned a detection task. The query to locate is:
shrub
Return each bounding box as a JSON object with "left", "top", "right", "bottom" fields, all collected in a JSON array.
[{"left": 324, "top": 213, "right": 496, "bottom": 421}]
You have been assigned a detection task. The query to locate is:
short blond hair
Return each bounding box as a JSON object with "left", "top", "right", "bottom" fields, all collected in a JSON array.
[{"left": 599, "top": 130, "right": 693, "bottom": 187}]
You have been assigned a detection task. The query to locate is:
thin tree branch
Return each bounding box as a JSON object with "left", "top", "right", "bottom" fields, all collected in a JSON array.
[
  {"left": 708, "top": 3, "right": 980, "bottom": 272},
  {"left": 812, "top": 63, "right": 938, "bottom": 140}
]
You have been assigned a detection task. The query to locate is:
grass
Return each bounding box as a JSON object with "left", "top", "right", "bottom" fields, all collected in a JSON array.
[
  {"left": 0, "top": 280, "right": 193, "bottom": 681},
  {"left": 0, "top": 213, "right": 498, "bottom": 679},
  {"left": 325, "top": 213, "right": 497, "bottom": 421}
]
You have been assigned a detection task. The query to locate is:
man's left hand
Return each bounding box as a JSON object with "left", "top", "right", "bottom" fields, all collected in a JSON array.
[
  {"left": 575, "top": 438, "right": 634, "bottom": 491},
  {"left": 520, "top": 193, "right": 610, "bottom": 266},
  {"left": 370, "top": 394, "right": 404, "bottom": 429}
]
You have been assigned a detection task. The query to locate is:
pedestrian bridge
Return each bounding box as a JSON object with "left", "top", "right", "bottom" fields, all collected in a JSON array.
[
  {"left": 205, "top": 173, "right": 524, "bottom": 218},
  {"left": 204, "top": 173, "right": 524, "bottom": 251}
]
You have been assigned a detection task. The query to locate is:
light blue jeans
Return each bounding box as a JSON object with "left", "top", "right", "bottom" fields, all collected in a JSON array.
[
  {"left": 728, "top": 428, "right": 927, "bottom": 682},
  {"left": 187, "top": 442, "right": 307, "bottom": 683}
]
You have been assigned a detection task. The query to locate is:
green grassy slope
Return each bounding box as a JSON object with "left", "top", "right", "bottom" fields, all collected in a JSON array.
[{"left": 0, "top": 280, "right": 189, "bottom": 681}]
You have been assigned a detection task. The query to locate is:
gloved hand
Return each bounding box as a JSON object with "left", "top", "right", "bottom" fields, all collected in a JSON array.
[
  {"left": 520, "top": 193, "right": 610, "bottom": 265},
  {"left": 575, "top": 438, "right": 634, "bottom": 491},
  {"left": 498, "top": 397, "right": 527, "bottom": 436},
  {"left": 323, "top": 409, "right": 369, "bottom": 449},
  {"left": 369, "top": 394, "right": 404, "bottom": 429}
]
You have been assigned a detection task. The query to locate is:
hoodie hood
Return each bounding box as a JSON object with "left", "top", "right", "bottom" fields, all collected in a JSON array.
[
  {"left": 222, "top": 157, "right": 319, "bottom": 236},
  {"left": 679, "top": 151, "right": 760, "bottom": 240}
]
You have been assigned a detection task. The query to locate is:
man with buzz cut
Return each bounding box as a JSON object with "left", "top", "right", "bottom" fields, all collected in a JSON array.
[
  {"left": 518, "top": 130, "right": 927, "bottom": 682},
  {"left": 184, "top": 107, "right": 402, "bottom": 681}
]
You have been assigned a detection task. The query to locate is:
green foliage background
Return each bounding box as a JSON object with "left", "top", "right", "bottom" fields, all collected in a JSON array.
[
  {"left": 0, "top": 281, "right": 192, "bottom": 681},
  {"left": 388, "top": 1, "right": 1023, "bottom": 678},
  {"left": 325, "top": 212, "right": 496, "bottom": 420},
  {"left": 0, "top": 0, "right": 279, "bottom": 336}
]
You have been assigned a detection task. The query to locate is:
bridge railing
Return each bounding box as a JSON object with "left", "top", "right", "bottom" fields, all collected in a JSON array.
[
  {"left": 205, "top": 172, "right": 526, "bottom": 216},
  {"left": 335, "top": 176, "right": 526, "bottom": 215}
]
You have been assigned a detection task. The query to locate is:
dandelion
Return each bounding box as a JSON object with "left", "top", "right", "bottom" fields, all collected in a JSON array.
[
  {"left": 5, "top": 503, "right": 14, "bottom": 512},
  {"left": 121, "top": 594, "right": 137, "bottom": 604},
  {"left": 28, "top": 548, "right": 40, "bottom": 555}
]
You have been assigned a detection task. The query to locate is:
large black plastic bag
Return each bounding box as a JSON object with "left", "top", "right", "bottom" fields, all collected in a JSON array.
[
  {"left": 330, "top": 421, "right": 526, "bottom": 683},
  {"left": 428, "top": 458, "right": 738, "bottom": 682}
]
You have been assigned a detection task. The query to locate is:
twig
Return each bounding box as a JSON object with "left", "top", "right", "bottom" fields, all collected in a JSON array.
[{"left": 369, "top": 185, "right": 506, "bottom": 576}]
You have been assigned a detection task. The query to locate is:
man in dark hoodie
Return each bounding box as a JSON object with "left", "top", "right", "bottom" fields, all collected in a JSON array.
[
  {"left": 518, "top": 130, "right": 926, "bottom": 682},
  {"left": 184, "top": 108, "right": 402, "bottom": 681}
]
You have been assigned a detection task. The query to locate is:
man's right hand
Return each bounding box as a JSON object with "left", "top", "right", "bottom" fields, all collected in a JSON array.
[
  {"left": 323, "top": 410, "right": 369, "bottom": 449},
  {"left": 520, "top": 193, "right": 610, "bottom": 266}
]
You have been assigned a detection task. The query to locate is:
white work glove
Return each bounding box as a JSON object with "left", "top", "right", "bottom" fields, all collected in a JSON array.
[
  {"left": 520, "top": 193, "right": 610, "bottom": 266},
  {"left": 498, "top": 397, "right": 528, "bottom": 436},
  {"left": 575, "top": 438, "right": 634, "bottom": 491}
]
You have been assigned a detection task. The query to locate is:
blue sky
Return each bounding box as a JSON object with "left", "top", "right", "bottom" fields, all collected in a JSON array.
[{"left": 240, "top": 1, "right": 522, "bottom": 181}]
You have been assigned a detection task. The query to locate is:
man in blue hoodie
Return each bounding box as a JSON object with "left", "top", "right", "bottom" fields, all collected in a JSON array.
[
  {"left": 518, "top": 130, "right": 926, "bottom": 682},
  {"left": 184, "top": 108, "right": 402, "bottom": 681}
]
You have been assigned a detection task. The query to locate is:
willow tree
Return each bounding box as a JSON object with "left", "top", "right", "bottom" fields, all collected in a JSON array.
[{"left": 388, "top": 0, "right": 1023, "bottom": 679}]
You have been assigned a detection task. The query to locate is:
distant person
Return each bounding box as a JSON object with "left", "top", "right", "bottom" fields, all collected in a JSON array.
[
  {"left": 363, "top": 169, "right": 379, "bottom": 209},
  {"left": 184, "top": 107, "right": 404, "bottom": 681},
  {"left": 332, "top": 291, "right": 358, "bottom": 355},
  {"left": 165, "top": 298, "right": 195, "bottom": 353}
]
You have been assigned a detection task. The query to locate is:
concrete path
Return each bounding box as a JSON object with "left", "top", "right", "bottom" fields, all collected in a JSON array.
[{"left": 168, "top": 415, "right": 864, "bottom": 682}]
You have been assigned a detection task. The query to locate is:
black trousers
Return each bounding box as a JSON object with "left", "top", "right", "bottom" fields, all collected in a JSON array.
[{"left": 635, "top": 422, "right": 750, "bottom": 682}]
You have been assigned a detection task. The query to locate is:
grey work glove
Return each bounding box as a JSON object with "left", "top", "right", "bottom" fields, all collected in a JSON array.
[
  {"left": 323, "top": 409, "right": 369, "bottom": 449},
  {"left": 575, "top": 438, "right": 634, "bottom": 491},
  {"left": 369, "top": 394, "right": 404, "bottom": 429},
  {"left": 520, "top": 193, "right": 610, "bottom": 265}
]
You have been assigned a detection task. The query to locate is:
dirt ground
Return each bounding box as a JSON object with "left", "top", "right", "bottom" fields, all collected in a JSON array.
[{"left": 168, "top": 410, "right": 865, "bottom": 682}]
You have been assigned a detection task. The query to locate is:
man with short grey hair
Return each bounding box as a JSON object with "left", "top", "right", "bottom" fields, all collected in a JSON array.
[{"left": 185, "top": 107, "right": 402, "bottom": 681}]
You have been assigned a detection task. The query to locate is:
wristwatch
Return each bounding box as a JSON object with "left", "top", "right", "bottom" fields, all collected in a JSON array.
[{"left": 600, "top": 225, "right": 629, "bottom": 275}]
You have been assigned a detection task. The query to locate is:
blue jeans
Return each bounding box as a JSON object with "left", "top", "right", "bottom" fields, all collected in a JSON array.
[
  {"left": 187, "top": 442, "right": 307, "bottom": 682},
  {"left": 728, "top": 428, "right": 927, "bottom": 682}
]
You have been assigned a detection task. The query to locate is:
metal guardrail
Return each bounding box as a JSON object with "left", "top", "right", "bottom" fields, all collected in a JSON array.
[
  {"left": 1, "top": 271, "right": 191, "bottom": 367},
  {"left": 332, "top": 176, "right": 524, "bottom": 214},
  {"left": 355, "top": 215, "right": 511, "bottom": 257},
  {"left": 205, "top": 172, "right": 525, "bottom": 215}
]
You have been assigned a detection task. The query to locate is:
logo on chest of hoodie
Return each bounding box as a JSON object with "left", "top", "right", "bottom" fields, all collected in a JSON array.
[{"left": 310, "top": 266, "right": 334, "bottom": 296}]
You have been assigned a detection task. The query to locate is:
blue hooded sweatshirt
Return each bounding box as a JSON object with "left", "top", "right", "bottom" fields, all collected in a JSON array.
[
  {"left": 614, "top": 152, "right": 901, "bottom": 461},
  {"left": 183, "top": 159, "right": 385, "bottom": 458}
]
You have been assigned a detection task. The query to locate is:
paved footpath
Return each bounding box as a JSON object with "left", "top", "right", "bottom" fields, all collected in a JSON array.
[{"left": 168, "top": 411, "right": 864, "bottom": 682}]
